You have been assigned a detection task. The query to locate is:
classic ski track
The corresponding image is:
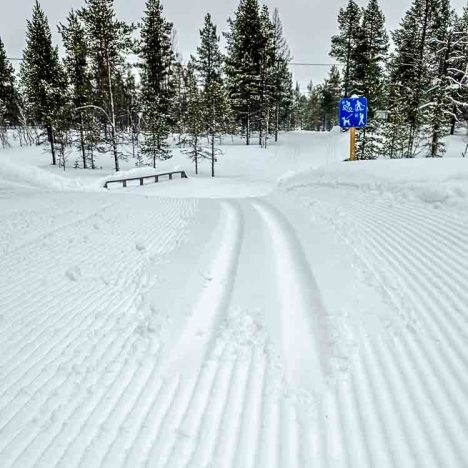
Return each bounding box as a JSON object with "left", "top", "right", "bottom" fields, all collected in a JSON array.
[{"left": 252, "top": 199, "right": 327, "bottom": 392}]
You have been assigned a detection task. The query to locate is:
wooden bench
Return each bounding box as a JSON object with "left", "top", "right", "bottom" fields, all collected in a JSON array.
[{"left": 104, "top": 170, "right": 188, "bottom": 189}]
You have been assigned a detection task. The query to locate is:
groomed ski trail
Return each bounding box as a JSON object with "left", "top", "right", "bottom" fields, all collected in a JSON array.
[{"left": 1, "top": 175, "right": 468, "bottom": 467}]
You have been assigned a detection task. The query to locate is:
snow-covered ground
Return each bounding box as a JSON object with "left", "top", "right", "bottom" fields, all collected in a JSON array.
[{"left": 1, "top": 131, "right": 468, "bottom": 467}]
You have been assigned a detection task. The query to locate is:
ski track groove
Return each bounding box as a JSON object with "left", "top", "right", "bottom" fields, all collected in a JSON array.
[
  {"left": 357, "top": 205, "right": 468, "bottom": 323},
  {"left": 123, "top": 375, "right": 182, "bottom": 467},
  {"left": 212, "top": 348, "right": 253, "bottom": 468},
  {"left": 355, "top": 211, "right": 468, "bottom": 372},
  {"left": 0, "top": 288, "right": 137, "bottom": 437},
  {"left": 186, "top": 356, "right": 236, "bottom": 467},
  {"left": 241, "top": 350, "right": 269, "bottom": 468},
  {"left": 337, "top": 361, "right": 372, "bottom": 468},
  {"left": 160, "top": 342, "right": 227, "bottom": 468},
  {"left": 334, "top": 377, "right": 363, "bottom": 468},
  {"left": 359, "top": 338, "right": 410, "bottom": 467}
]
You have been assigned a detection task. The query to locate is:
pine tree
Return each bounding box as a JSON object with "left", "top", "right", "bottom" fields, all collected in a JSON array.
[
  {"left": 121, "top": 69, "right": 140, "bottom": 161},
  {"left": 79, "top": 0, "right": 134, "bottom": 171},
  {"left": 353, "top": 0, "right": 389, "bottom": 159},
  {"left": 290, "top": 82, "right": 307, "bottom": 130},
  {"left": 425, "top": 0, "right": 451, "bottom": 157},
  {"left": 0, "top": 36, "right": 18, "bottom": 140},
  {"left": 180, "top": 66, "right": 206, "bottom": 174},
  {"left": 330, "top": 0, "right": 362, "bottom": 97},
  {"left": 21, "top": 0, "right": 68, "bottom": 165},
  {"left": 257, "top": 5, "right": 276, "bottom": 148},
  {"left": 320, "top": 65, "right": 341, "bottom": 130},
  {"left": 59, "top": 10, "right": 93, "bottom": 168},
  {"left": 171, "top": 60, "right": 188, "bottom": 141},
  {"left": 305, "top": 82, "right": 322, "bottom": 131},
  {"left": 193, "top": 13, "right": 223, "bottom": 89},
  {"left": 204, "top": 80, "right": 232, "bottom": 176},
  {"left": 139, "top": 0, "right": 174, "bottom": 168},
  {"left": 353, "top": 0, "right": 388, "bottom": 111},
  {"left": 225, "top": 0, "right": 264, "bottom": 145},
  {"left": 448, "top": 7, "right": 468, "bottom": 133},
  {"left": 271, "top": 9, "right": 293, "bottom": 141},
  {"left": 193, "top": 12, "right": 232, "bottom": 174},
  {"left": 382, "top": 53, "right": 411, "bottom": 158},
  {"left": 390, "top": 0, "right": 451, "bottom": 157}
]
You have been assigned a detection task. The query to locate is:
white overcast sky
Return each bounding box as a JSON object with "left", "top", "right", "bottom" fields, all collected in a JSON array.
[{"left": 1, "top": 0, "right": 466, "bottom": 90}]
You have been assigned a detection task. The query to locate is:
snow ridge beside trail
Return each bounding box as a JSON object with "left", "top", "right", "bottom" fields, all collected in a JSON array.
[
  {"left": 0, "top": 157, "right": 82, "bottom": 191},
  {"left": 283, "top": 157, "right": 468, "bottom": 210}
]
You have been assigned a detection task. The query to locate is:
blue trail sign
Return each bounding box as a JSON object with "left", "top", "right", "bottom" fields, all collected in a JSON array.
[{"left": 339, "top": 97, "right": 368, "bottom": 129}]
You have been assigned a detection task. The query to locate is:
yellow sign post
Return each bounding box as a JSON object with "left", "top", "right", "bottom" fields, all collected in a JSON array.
[{"left": 350, "top": 127, "right": 356, "bottom": 161}]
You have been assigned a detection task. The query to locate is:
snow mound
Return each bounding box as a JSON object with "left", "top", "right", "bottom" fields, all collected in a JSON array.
[
  {"left": 285, "top": 158, "right": 468, "bottom": 210},
  {"left": 0, "top": 156, "right": 82, "bottom": 191}
]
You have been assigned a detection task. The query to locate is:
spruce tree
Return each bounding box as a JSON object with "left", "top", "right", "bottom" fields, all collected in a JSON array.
[
  {"left": 353, "top": 0, "right": 389, "bottom": 159},
  {"left": 271, "top": 9, "right": 293, "bottom": 142},
  {"left": 290, "top": 82, "right": 307, "bottom": 130},
  {"left": 330, "top": 0, "right": 362, "bottom": 97},
  {"left": 204, "top": 80, "right": 232, "bottom": 176},
  {"left": 193, "top": 13, "right": 223, "bottom": 89},
  {"left": 425, "top": 0, "right": 451, "bottom": 157},
  {"left": 121, "top": 69, "right": 140, "bottom": 161},
  {"left": 139, "top": 0, "right": 174, "bottom": 168},
  {"left": 180, "top": 66, "right": 206, "bottom": 174},
  {"left": 171, "top": 60, "right": 188, "bottom": 141},
  {"left": 390, "top": 0, "right": 451, "bottom": 157},
  {"left": 0, "top": 36, "right": 18, "bottom": 137},
  {"left": 21, "top": 0, "right": 68, "bottom": 165},
  {"left": 193, "top": 12, "right": 232, "bottom": 174},
  {"left": 448, "top": 7, "right": 468, "bottom": 133},
  {"left": 59, "top": 10, "right": 93, "bottom": 168},
  {"left": 353, "top": 0, "right": 388, "bottom": 114},
  {"left": 79, "top": 0, "right": 134, "bottom": 171},
  {"left": 320, "top": 66, "right": 341, "bottom": 130},
  {"left": 257, "top": 5, "right": 276, "bottom": 147},
  {"left": 224, "top": 0, "right": 264, "bottom": 145}
]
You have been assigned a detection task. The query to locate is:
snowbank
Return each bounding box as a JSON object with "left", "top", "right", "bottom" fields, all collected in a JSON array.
[
  {"left": 284, "top": 157, "right": 468, "bottom": 209},
  {"left": 0, "top": 156, "right": 82, "bottom": 191}
]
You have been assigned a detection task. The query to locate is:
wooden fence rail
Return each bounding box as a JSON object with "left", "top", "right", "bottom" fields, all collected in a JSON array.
[{"left": 104, "top": 170, "right": 188, "bottom": 189}]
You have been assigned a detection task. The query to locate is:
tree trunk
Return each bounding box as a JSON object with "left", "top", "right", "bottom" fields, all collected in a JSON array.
[
  {"left": 211, "top": 132, "right": 215, "bottom": 178},
  {"left": 106, "top": 47, "right": 119, "bottom": 172},
  {"left": 111, "top": 125, "right": 119, "bottom": 172},
  {"left": 47, "top": 124, "right": 56, "bottom": 166},
  {"left": 79, "top": 112, "right": 87, "bottom": 169},
  {"left": 246, "top": 111, "right": 250, "bottom": 146},
  {"left": 450, "top": 107, "right": 457, "bottom": 135},
  {"left": 259, "top": 117, "right": 263, "bottom": 146},
  {"left": 195, "top": 135, "right": 198, "bottom": 175},
  {"left": 408, "top": 0, "right": 430, "bottom": 158},
  {"left": 275, "top": 103, "right": 279, "bottom": 142}
]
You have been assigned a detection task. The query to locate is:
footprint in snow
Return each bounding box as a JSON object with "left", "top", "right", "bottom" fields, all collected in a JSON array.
[{"left": 66, "top": 266, "right": 82, "bottom": 282}]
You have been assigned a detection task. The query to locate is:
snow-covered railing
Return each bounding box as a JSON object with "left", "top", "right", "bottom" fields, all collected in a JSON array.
[{"left": 104, "top": 170, "right": 188, "bottom": 189}]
